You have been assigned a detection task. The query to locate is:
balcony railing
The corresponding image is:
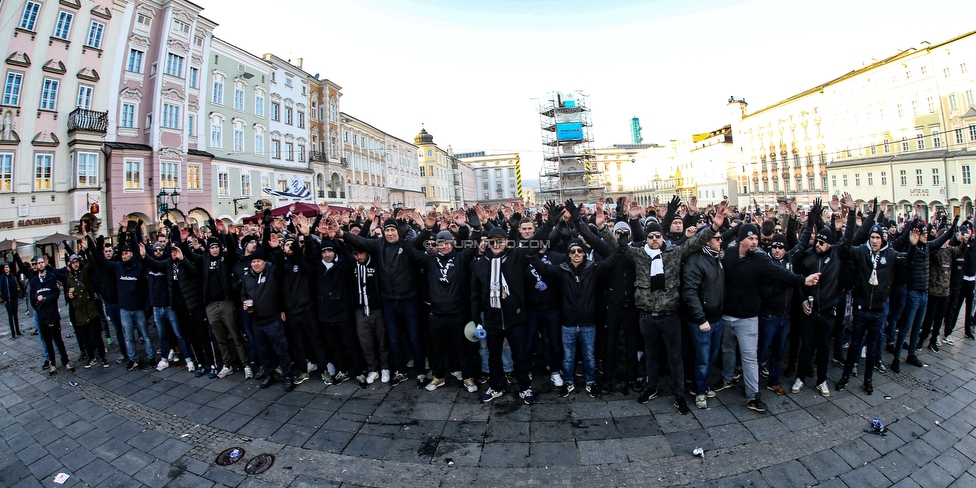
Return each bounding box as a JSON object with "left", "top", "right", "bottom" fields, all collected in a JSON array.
[
  {"left": 67, "top": 108, "right": 108, "bottom": 133},
  {"left": 309, "top": 151, "right": 328, "bottom": 162},
  {"left": 328, "top": 191, "right": 336, "bottom": 198}
]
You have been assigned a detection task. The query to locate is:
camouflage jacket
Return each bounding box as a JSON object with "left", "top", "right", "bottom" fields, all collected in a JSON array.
[{"left": 616, "top": 224, "right": 716, "bottom": 313}]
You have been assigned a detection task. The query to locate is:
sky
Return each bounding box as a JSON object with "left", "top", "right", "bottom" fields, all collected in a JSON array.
[{"left": 197, "top": 0, "right": 975, "bottom": 178}]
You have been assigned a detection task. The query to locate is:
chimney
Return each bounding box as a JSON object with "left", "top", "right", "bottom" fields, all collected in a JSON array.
[{"left": 296, "top": 58, "right": 303, "bottom": 69}]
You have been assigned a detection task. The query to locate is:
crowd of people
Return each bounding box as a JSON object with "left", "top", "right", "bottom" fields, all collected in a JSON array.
[{"left": 1, "top": 193, "right": 971, "bottom": 415}]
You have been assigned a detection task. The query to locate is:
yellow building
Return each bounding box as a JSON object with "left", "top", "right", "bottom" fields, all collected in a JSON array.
[{"left": 414, "top": 128, "right": 455, "bottom": 210}]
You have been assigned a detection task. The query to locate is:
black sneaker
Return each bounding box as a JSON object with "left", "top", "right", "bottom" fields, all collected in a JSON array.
[
  {"left": 832, "top": 356, "right": 845, "bottom": 366},
  {"left": 637, "top": 388, "right": 658, "bottom": 404},
  {"left": 874, "top": 362, "right": 886, "bottom": 374},
  {"left": 126, "top": 361, "right": 138, "bottom": 371},
  {"left": 390, "top": 372, "right": 408, "bottom": 387},
  {"left": 733, "top": 368, "right": 743, "bottom": 381},
  {"left": 863, "top": 380, "right": 874, "bottom": 395},
  {"left": 259, "top": 375, "right": 275, "bottom": 388},
  {"left": 927, "top": 343, "right": 940, "bottom": 354},
  {"left": 585, "top": 382, "right": 600, "bottom": 398},
  {"left": 674, "top": 397, "right": 690, "bottom": 415},
  {"left": 478, "top": 372, "right": 490, "bottom": 384},
  {"left": 283, "top": 376, "right": 295, "bottom": 392},
  {"left": 559, "top": 383, "right": 575, "bottom": 398},
  {"left": 906, "top": 355, "right": 925, "bottom": 367},
  {"left": 333, "top": 372, "right": 349, "bottom": 385},
  {"left": 890, "top": 358, "right": 900, "bottom": 373},
  {"left": 84, "top": 358, "right": 98, "bottom": 369},
  {"left": 102, "top": 358, "right": 110, "bottom": 368},
  {"left": 747, "top": 399, "right": 767, "bottom": 412},
  {"left": 885, "top": 343, "right": 896, "bottom": 354},
  {"left": 42, "top": 360, "right": 51, "bottom": 370},
  {"left": 835, "top": 376, "right": 849, "bottom": 392},
  {"left": 505, "top": 372, "right": 516, "bottom": 385},
  {"left": 711, "top": 379, "right": 734, "bottom": 392}
]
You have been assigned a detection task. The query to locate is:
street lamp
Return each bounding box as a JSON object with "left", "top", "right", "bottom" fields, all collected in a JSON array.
[{"left": 156, "top": 189, "right": 180, "bottom": 218}]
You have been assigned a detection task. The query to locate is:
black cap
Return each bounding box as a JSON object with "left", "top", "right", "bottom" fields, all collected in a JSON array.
[
  {"left": 487, "top": 227, "right": 507, "bottom": 239},
  {"left": 119, "top": 244, "right": 132, "bottom": 252},
  {"left": 383, "top": 218, "right": 398, "bottom": 230},
  {"left": 207, "top": 237, "right": 221, "bottom": 248},
  {"left": 770, "top": 234, "right": 787, "bottom": 248},
  {"left": 644, "top": 222, "right": 663, "bottom": 236},
  {"left": 249, "top": 249, "right": 267, "bottom": 261},
  {"left": 738, "top": 224, "right": 759, "bottom": 241},
  {"left": 319, "top": 239, "right": 335, "bottom": 251},
  {"left": 816, "top": 227, "right": 834, "bottom": 242}
]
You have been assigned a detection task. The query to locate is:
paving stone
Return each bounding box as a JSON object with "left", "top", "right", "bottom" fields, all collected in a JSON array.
[
  {"left": 395, "top": 419, "right": 445, "bottom": 439},
  {"left": 572, "top": 417, "right": 619, "bottom": 440},
  {"left": 714, "top": 470, "right": 770, "bottom": 487},
  {"left": 928, "top": 395, "right": 966, "bottom": 420},
  {"left": 692, "top": 404, "right": 739, "bottom": 428},
  {"left": 949, "top": 472, "right": 976, "bottom": 487},
  {"left": 577, "top": 438, "right": 628, "bottom": 464},
  {"left": 614, "top": 415, "right": 661, "bottom": 438},
  {"left": 741, "top": 415, "right": 790, "bottom": 440},
  {"left": 479, "top": 441, "right": 529, "bottom": 467},
  {"left": 875, "top": 450, "right": 919, "bottom": 483},
  {"left": 759, "top": 459, "right": 816, "bottom": 487},
  {"left": 185, "top": 404, "right": 225, "bottom": 424},
  {"left": 897, "top": 438, "right": 941, "bottom": 466},
  {"left": 910, "top": 461, "right": 955, "bottom": 488},
  {"left": 799, "top": 448, "right": 854, "bottom": 481},
  {"left": 707, "top": 422, "right": 756, "bottom": 448},
  {"left": 891, "top": 477, "right": 923, "bottom": 488},
  {"left": 621, "top": 434, "right": 673, "bottom": 461},
  {"left": 840, "top": 463, "right": 890, "bottom": 488},
  {"left": 320, "top": 411, "right": 367, "bottom": 433},
  {"left": 90, "top": 438, "right": 131, "bottom": 462},
  {"left": 110, "top": 448, "right": 156, "bottom": 474},
  {"left": 0, "top": 460, "right": 31, "bottom": 486},
  {"left": 74, "top": 458, "right": 118, "bottom": 486},
  {"left": 16, "top": 444, "right": 49, "bottom": 466},
  {"left": 288, "top": 407, "right": 331, "bottom": 428},
  {"left": 133, "top": 459, "right": 181, "bottom": 488},
  {"left": 527, "top": 440, "right": 578, "bottom": 467},
  {"left": 166, "top": 470, "right": 215, "bottom": 488},
  {"left": 210, "top": 411, "right": 252, "bottom": 432},
  {"left": 58, "top": 445, "right": 96, "bottom": 472},
  {"left": 202, "top": 465, "right": 246, "bottom": 487},
  {"left": 238, "top": 417, "right": 284, "bottom": 438},
  {"left": 27, "top": 454, "right": 63, "bottom": 479},
  {"left": 448, "top": 402, "right": 492, "bottom": 422},
  {"left": 302, "top": 429, "right": 354, "bottom": 453},
  {"left": 61, "top": 419, "right": 96, "bottom": 439},
  {"left": 484, "top": 420, "right": 529, "bottom": 443},
  {"left": 269, "top": 423, "right": 316, "bottom": 447},
  {"left": 126, "top": 429, "right": 168, "bottom": 452},
  {"left": 776, "top": 407, "right": 822, "bottom": 431},
  {"left": 148, "top": 437, "right": 193, "bottom": 463},
  {"left": 442, "top": 420, "right": 487, "bottom": 443},
  {"left": 288, "top": 474, "right": 342, "bottom": 488},
  {"left": 833, "top": 437, "right": 881, "bottom": 468},
  {"left": 860, "top": 428, "right": 906, "bottom": 455},
  {"left": 433, "top": 441, "right": 482, "bottom": 467}
]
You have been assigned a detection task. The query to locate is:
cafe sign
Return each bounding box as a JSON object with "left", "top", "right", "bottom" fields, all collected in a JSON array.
[
  {"left": 908, "top": 189, "right": 930, "bottom": 197},
  {"left": 0, "top": 216, "right": 62, "bottom": 229}
]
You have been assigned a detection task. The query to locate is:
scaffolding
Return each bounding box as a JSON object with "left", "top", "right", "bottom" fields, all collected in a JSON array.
[{"left": 536, "top": 91, "right": 603, "bottom": 203}]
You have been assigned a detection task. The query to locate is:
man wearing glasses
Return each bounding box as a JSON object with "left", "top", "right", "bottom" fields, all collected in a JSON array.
[{"left": 619, "top": 197, "right": 727, "bottom": 414}]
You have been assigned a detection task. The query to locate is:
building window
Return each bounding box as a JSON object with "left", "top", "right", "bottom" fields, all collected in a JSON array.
[
  {"left": 284, "top": 76, "right": 293, "bottom": 87},
  {"left": 298, "top": 145, "right": 305, "bottom": 162},
  {"left": 419, "top": 166, "right": 425, "bottom": 177},
  {"left": 187, "top": 164, "right": 201, "bottom": 190},
  {"left": 211, "top": 73, "right": 224, "bottom": 104},
  {"left": 916, "top": 169, "right": 923, "bottom": 186},
  {"left": 124, "top": 160, "right": 141, "bottom": 190},
  {"left": 970, "top": 125, "right": 976, "bottom": 142},
  {"left": 842, "top": 174, "right": 848, "bottom": 187},
  {"left": 210, "top": 117, "right": 222, "bottom": 148},
  {"left": 120, "top": 103, "right": 135, "bottom": 128},
  {"left": 911, "top": 100, "right": 919, "bottom": 117},
  {"left": 232, "top": 82, "right": 244, "bottom": 111},
  {"left": 194, "top": 35, "right": 203, "bottom": 47},
  {"left": 217, "top": 171, "right": 229, "bottom": 196},
  {"left": 867, "top": 172, "right": 874, "bottom": 185},
  {"left": 160, "top": 162, "right": 179, "bottom": 189},
  {"left": 189, "top": 67, "right": 198, "bottom": 88},
  {"left": 136, "top": 13, "right": 151, "bottom": 27},
  {"left": 34, "top": 154, "right": 52, "bottom": 190},
  {"left": 164, "top": 53, "right": 184, "bottom": 77},
  {"left": 933, "top": 130, "right": 942, "bottom": 148},
  {"left": 955, "top": 128, "right": 964, "bottom": 144},
  {"left": 20, "top": 2, "right": 42, "bottom": 31},
  {"left": 53, "top": 11, "right": 73, "bottom": 40},
  {"left": 284, "top": 107, "right": 292, "bottom": 125},
  {"left": 944, "top": 67, "right": 952, "bottom": 78},
  {"left": 86, "top": 20, "right": 105, "bottom": 48},
  {"left": 962, "top": 63, "right": 969, "bottom": 74},
  {"left": 3, "top": 71, "right": 23, "bottom": 106},
  {"left": 854, "top": 173, "right": 860, "bottom": 186},
  {"left": 927, "top": 97, "right": 936, "bottom": 114},
  {"left": 254, "top": 129, "right": 264, "bottom": 156},
  {"left": 271, "top": 102, "right": 280, "bottom": 121},
  {"left": 285, "top": 142, "right": 294, "bottom": 161},
  {"left": 271, "top": 140, "right": 280, "bottom": 159},
  {"left": 901, "top": 137, "right": 910, "bottom": 152},
  {"left": 255, "top": 90, "right": 265, "bottom": 117},
  {"left": 330, "top": 102, "right": 336, "bottom": 122},
  {"left": 880, "top": 171, "right": 887, "bottom": 186},
  {"left": 900, "top": 170, "right": 907, "bottom": 186},
  {"left": 75, "top": 152, "right": 98, "bottom": 188},
  {"left": 897, "top": 104, "right": 904, "bottom": 119},
  {"left": 808, "top": 177, "right": 816, "bottom": 191},
  {"left": 40, "top": 78, "right": 59, "bottom": 110},
  {"left": 950, "top": 93, "right": 958, "bottom": 110},
  {"left": 963, "top": 166, "right": 972, "bottom": 185},
  {"left": 967, "top": 90, "right": 975, "bottom": 108},
  {"left": 932, "top": 168, "right": 940, "bottom": 186},
  {"left": 0, "top": 153, "right": 12, "bottom": 192},
  {"left": 241, "top": 173, "right": 251, "bottom": 196},
  {"left": 297, "top": 111, "right": 304, "bottom": 129},
  {"left": 127, "top": 50, "right": 144, "bottom": 72},
  {"left": 233, "top": 123, "right": 244, "bottom": 152},
  {"left": 187, "top": 115, "right": 194, "bottom": 137},
  {"left": 917, "top": 133, "right": 925, "bottom": 150},
  {"left": 173, "top": 19, "right": 190, "bottom": 34},
  {"left": 161, "top": 104, "right": 180, "bottom": 129}
]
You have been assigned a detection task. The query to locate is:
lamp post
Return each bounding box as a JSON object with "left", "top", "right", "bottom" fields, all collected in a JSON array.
[{"left": 156, "top": 189, "right": 181, "bottom": 219}]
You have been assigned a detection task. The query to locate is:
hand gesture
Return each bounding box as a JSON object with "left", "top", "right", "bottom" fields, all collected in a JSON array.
[
  {"left": 269, "top": 232, "right": 280, "bottom": 248},
  {"left": 373, "top": 196, "right": 383, "bottom": 210},
  {"left": 454, "top": 210, "right": 467, "bottom": 227},
  {"left": 668, "top": 195, "right": 681, "bottom": 214},
  {"left": 172, "top": 247, "right": 184, "bottom": 261},
  {"left": 138, "top": 243, "right": 146, "bottom": 258},
  {"left": 687, "top": 196, "right": 698, "bottom": 214},
  {"left": 828, "top": 194, "right": 839, "bottom": 213},
  {"left": 841, "top": 192, "right": 854, "bottom": 210},
  {"left": 712, "top": 200, "right": 728, "bottom": 228},
  {"left": 318, "top": 201, "right": 330, "bottom": 216},
  {"left": 594, "top": 210, "right": 606, "bottom": 228},
  {"left": 909, "top": 227, "right": 921, "bottom": 245},
  {"left": 565, "top": 199, "right": 580, "bottom": 221},
  {"left": 789, "top": 197, "right": 798, "bottom": 216}
]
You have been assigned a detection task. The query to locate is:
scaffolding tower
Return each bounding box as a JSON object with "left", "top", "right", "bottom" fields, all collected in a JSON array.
[{"left": 537, "top": 91, "right": 603, "bottom": 203}]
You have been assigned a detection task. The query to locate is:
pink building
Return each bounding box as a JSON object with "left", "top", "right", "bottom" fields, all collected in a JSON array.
[{"left": 103, "top": 0, "right": 216, "bottom": 232}]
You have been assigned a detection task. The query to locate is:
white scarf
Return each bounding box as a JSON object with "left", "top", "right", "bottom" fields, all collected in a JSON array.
[
  {"left": 356, "top": 261, "right": 371, "bottom": 316},
  {"left": 489, "top": 256, "right": 509, "bottom": 309},
  {"left": 868, "top": 250, "right": 880, "bottom": 286},
  {"left": 644, "top": 244, "right": 664, "bottom": 276}
]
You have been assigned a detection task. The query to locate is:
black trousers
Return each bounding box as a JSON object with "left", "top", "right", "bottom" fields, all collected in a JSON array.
[
  {"left": 178, "top": 304, "right": 215, "bottom": 369},
  {"left": 4, "top": 300, "right": 20, "bottom": 336},
  {"left": 797, "top": 310, "right": 834, "bottom": 386},
  {"left": 602, "top": 301, "right": 639, "bottom": 384},
  {"left": 77, "top": 318, "right": 106, "bottom": 360},
  {"left": 639, "top": 312, "right": 684, "bottom": 396},
  {"left": 282, "top": 309, "right": 310, "bottom": 372},
  {"left": 321, "top": 320, "right": 365, "bottom": 376},
  {"left": 428, "top": 311, "right": 479, "bottom": 380},
  {"left": 920, "top": 295, "right": 949, "bottom": 345},
  {"left": 40, "top": 321, "right": 69, "bottom": 366},
  {"left": 254, "top": 318, "right": 292, "bottom": 377}
]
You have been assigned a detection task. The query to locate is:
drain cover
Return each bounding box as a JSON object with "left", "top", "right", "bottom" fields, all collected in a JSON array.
[
  {"left": 215, "top": 447, "right": 246, "bottom": 466},
  {"left": 245, "top": 453, "right": 275, "bottom": 475}
]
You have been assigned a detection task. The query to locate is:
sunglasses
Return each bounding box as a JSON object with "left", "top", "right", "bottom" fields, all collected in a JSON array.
[
  {"left": 488, "top": 239, "right": 506, "bottom": 245},
  {"left": 771, "top": 244, "right": 786, "bottom": 249},
  {"left": 568, "top": 248, "right": 585, "bottom": 255},
  {"left": 647, "top": 233, "right": 663, "bottom": 239},
  {"left": 615, "top": 230, "right": 630, "bottom": 235},
  {"left": 816, "top": 239, "right": 828, "bottom": 245}
]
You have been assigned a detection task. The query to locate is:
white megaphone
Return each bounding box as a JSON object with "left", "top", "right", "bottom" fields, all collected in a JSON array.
[{"left": 464, "top": 321, "right": 487, "bottom": 342}]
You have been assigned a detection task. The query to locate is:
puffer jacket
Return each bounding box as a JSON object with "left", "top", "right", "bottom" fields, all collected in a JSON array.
[
  {"left": 621, "top": 225, "right": 716, "bottom": 313},
  {"left": 906, "top": 230, "right": 954, "bottom": 292},
  {"left": 682, "top": 248, "right": 724, "bottom": 326}
]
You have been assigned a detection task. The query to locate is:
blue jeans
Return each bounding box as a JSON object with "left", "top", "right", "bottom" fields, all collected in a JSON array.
[
  {"left": 844, "top": 307, "right": 884, "bottom": 383},
  {"left": 562, "top": 325, "right": 596, "bottom": 383},
  {"left": 528, "top": 309, "right": 561, "bottom": 372},
  {"left": 885, "top": 284, "right": 907, "bottom": 345},
  {"left": 689, "top": 319, "right": 723, "bottom": 395},
  {"left": 104, "top": 301, "right": 125, "bottom": 356},
  {"left": 153, "top": 306, "right": 189, "bottom": 359},
  {"left": 382, "top": 298, "right": 424, "bottom": 375},
  {"left": 758, "top": 314, "right": 790, "bottom": 386},
  {"left": 33, "top": 310, "right": 50, "bottom": 362},
  {"left": 479, "top": 337, "right": 513, "bottom": 372},
  {"left": 894, "top": 290, "right": 928, "bottom": 359},
  {"left": 120, "top": 308, "right": 153, "bottom": 362}
]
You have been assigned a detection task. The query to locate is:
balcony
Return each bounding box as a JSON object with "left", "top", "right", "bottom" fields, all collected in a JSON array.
[
  {"left": 67, "top": 108, "right": 107, "bottom": 133},
  {"left": 309, "top": 151, "right": 328, "bottom": 162}
]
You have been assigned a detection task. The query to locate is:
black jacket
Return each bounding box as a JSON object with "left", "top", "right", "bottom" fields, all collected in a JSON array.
[
  {"left": 240, "top": 251, "right": 285, "bottom": 326},
  {"left": 404, "top": 228, "right": 480, "bottom": 315},
  {"left": 533, "top": 249, "right": 621, "bottom": 327},
  {"left": 280, "top": 244, "right": 315, "bottom": 315},
  {"left": 683, "top": 249, "right": 724, "bottom": 326},
  {"left": 723, "top": 245, "right": 807, "bottom": 318},
  {"left": 342, "top": 231, "right": 418, "bottom": 301},
  {"left": 850, "top": 243, "right": 913, "bottom": 309},
  {"left": 905, "top": 230, "right": 954, "bottom": 292},
  {"left": 28, "top": 271, "right": 61, "bottom": 324},
  {"left": 307, "top": 239, "right": 355, "bottom": 323}
]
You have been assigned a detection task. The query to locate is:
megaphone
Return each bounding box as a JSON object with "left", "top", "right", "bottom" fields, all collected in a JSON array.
[{"left": 464, "top": 321, "right": 487, "bottom": 342}]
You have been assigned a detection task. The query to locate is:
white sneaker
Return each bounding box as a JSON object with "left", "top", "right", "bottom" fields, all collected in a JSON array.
[
  {"left": 791, "top": 378, "right": 804, "bottom": 394},
  {"left": 217, "top": 365, "right": 233, "bottom": 378},
  {"left": 307, "top": 362, "right": 318, "bottom": 373},
  {"left": 381, "top": 369, "right": 390, "bottom": 383},
  {"left": 244, "top": 365, "right": 254, "bottom": 379},
  {"left": 695, "top": 394, "right": 707, "bottom": 409},
  {"left": 167, "top": 350, "right": 176, "bottom": 362},
  {"left": 551, "top": 372, "right": 564, "bottom": 387},
  {"left": 816, "top": 381, "right": 830, "bottom": 397},
  {"left": 185, "top": 359, "right": 195, "bottom": 373},
  {"left": 366, "top": 371, "right": 379, "bottom": 384},
  {"left": 155, "top": 358, "right": 169, "bottom": 372},
  {"left": 451, "top": 371, "right": 463, "bottom": 381}
]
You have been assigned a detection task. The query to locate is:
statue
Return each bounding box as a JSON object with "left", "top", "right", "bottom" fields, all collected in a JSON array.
[{"left": 0, "top": 110, "right": 12, "bottom": 140}]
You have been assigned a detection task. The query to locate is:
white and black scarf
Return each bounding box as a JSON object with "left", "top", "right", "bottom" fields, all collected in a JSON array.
[{"left": 489, "top": 255, "right": 510, "bottom": 309}]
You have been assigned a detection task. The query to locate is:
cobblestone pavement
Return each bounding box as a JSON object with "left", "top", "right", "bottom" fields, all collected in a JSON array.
[{"left": 2, "top": 304, "right": 976, "bottom": 487}]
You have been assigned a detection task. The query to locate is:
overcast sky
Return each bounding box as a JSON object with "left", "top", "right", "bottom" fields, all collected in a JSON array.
[{"left": 198, "top": 0, "right": 974, "bottom": 177}]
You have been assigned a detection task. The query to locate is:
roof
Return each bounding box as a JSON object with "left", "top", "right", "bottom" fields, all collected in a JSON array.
[
  {"left": 187, "top": 149, "right": 215, "bottom": 158},
  {"left": 827, "top": 149, "right": 972, "bottom": 169},
  {"left": 105, "top": 142, "right": 152, "bottom": 151}
]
